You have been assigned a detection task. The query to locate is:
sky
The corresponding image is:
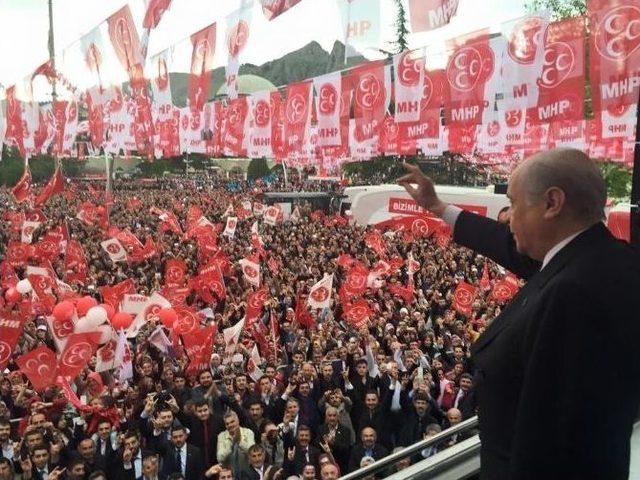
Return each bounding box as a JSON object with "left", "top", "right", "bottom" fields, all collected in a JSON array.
[{"left": 0, "top": 0, "right": 527, "bottom": 99}]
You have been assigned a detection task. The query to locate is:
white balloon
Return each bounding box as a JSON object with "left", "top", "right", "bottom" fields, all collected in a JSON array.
[
  {"left": 86, "top": 306, "right": 108, "bottom": 325},
  {"left": 16, "top": 279, "right": 32, "bottom": 294},
  {"left": 74, "top": 316, "right": 98, "bottom": 333},
  {"left": 97, "top": 324, "right": 115, "bottom": 344}
]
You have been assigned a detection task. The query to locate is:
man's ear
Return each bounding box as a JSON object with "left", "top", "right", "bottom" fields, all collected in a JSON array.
[{"left": 542, "top": 187, "right": 565, "bottom": 219}]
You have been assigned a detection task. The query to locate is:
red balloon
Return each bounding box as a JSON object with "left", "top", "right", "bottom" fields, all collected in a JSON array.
[
  {"left": 76, "top": 296, "right": 98, "bottom": 317},
  {"left": 53, "top": 300, "right": 75, "bottom": 321},
  {"left": 158, "top": 308, "right": 178, "bottom": 328},
  {"left": 4, "top": 288, "right": 22, "bottom": 304},
  {"left": 111, "top": 312, "right": 133, "bottom": 330},
  {"left": 100, "top": 303, "right": 115, "bottom": 320}
]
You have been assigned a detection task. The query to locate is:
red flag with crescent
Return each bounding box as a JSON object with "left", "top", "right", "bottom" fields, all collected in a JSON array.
[{"left": 189, "top": 23, "right": 217, "bottom": 112}]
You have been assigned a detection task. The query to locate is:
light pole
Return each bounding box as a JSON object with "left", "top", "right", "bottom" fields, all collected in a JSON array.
[{"left": 48, "top": 0, "right": 57, "bottom": 102}]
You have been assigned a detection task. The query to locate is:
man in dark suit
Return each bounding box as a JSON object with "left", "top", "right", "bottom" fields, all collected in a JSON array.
[
  {"left": 347, "top": 427, "right": 388, "bottom": 473},
  {"left": 178, "top": 400, "right": 224, "bottom": 468},
  {"left": 239, "top": 444, "right": 273, "bottom": 480},
  {"left": 400, "top": 148, "right": 640, "bottom": 480},
  {"left": 117, "top": 430, "right": 144, "bottom": 480},
  {"left": 315, "top": 407, "right": 351, "bottom": 474},
  {"left": 159, "top": 425, "right": 203, "bottom": 480},
  {"left": 282, "top": 425, "right": 320, "bottom": 477}
]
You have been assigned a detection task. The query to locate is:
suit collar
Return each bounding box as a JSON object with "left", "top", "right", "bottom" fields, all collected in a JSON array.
[{"left": 471, "top": 222, "right": 608, "bottom": 356}]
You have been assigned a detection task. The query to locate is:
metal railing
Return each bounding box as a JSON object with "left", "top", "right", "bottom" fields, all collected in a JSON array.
[{"left": 340, "top": 416, "right": 479, "bottom": 480}]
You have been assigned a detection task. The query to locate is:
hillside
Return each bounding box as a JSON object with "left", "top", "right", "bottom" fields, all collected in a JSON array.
[{"left": 168, "top": 40, "right": 365, "bottom": 107}]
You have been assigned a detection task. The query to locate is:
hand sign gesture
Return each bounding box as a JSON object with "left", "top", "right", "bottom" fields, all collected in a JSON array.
[
  {"left": 287, "top": 446, "right": 296, "bottom": 461},
  {"left": 398, "top": 162, "right": 446, "bottom": 216}
]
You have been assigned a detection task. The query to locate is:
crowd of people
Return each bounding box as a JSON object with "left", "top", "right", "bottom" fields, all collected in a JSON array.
[{"left": 0, "top": 170, "right": 510, "bottom": 480}]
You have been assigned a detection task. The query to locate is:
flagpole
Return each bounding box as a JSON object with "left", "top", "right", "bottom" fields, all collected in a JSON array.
[
  {"left": 105, "top": 152, "right": 112, "bottom": 227},
  {"left": 343, "top": 0, "right": 351, "bottom": 66},
  {"left": 48, "top": 0, "right": 58, "bottom": 102}
]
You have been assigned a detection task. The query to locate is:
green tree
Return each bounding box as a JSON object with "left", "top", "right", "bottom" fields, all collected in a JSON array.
[
  {"left": 247, "top": 157, "right": 270, "bottom": 180},
  {"left": 526, "top": 0, "right": 586, "bottom": 19},
  {"left": 392, "top": 0, "right": 409, "bottom": 54},
  {"left": 598, "top": 162, "right": 632, "bottom": 200}
]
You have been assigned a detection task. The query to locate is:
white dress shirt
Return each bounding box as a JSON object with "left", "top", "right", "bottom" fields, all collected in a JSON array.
[
  {"left": 124, "top": 451, "right": 143, "bottom": 478},
  {"left": 176, "top": 444, "right": 187, "bottom": 475}
]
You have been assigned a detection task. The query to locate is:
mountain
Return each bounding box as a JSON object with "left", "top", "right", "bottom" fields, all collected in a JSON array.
[{"left": 167, "top": 40, "right": 366, "bottom": 107}]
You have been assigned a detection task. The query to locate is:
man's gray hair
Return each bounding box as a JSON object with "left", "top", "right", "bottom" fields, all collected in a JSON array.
[
  {"left": 223, "top": 410, "right": 239, "bottom": 422},
  {"left": 522, "top": 148, "right": 606, "bottom": 222}
]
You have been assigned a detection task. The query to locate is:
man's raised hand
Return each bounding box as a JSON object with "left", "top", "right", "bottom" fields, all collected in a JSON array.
[{"left": 398, "top": 162, "right": 447, "bottom": 216}]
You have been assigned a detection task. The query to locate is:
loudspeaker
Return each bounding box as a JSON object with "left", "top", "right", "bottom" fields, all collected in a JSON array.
[{"left": 494, "top": 183, "right": 508, "bottom": 194}]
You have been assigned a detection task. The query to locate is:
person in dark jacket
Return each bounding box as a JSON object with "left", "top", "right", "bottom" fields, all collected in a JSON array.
[
  {"left": 400, "top": 149, "right": 640, "bottom": 480},
  {"left": 347, "top": 427, "right": 388, "bottom": 473}
]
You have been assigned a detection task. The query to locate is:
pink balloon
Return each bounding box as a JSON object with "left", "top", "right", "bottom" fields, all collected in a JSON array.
[
  {"left": 53, "top": 300, "right": 75, "bottom": 321},
  {"left": 76, "top": 296, "right": 98, "bottom": 317},
  {"left": 111, "top": 312, "right": 133, "bottom": 330}
]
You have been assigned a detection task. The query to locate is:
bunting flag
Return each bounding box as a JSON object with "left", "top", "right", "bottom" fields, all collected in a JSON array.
[
  {"left": 189, "top": 23, "right": 217, "bottom": 112},
  {"left": 338, "top": 0, "right": 381, "bottom": 58},
  {"left": 35, "top": 165, "right": 64, "bottom": 206},
  {"left": 453, "top": 281, "right": 477, "bottom": 317},
  {"left": 394, "top": 49, "right": 425, "bottom": 123},
  {"left": 284, "top": 81, "right": 313, "bottom": 154},
  {"left": 12, "top": 166, "right": 32, "bottom": 203},
  {"left": 261, "top": 0, "right": 302, "bottom": 20},
  {"left": 533, "top": 17, "right": 586, "bottom": 123},
  {"left": 307, "top": 274, "right": 334, "bottom": 309},
  {"left": 4, "top": 86, "right": 25, "bottom": 155},
  {"left": 226, "top": 1, "right": 253, "bottom": 99},
  {"left": 445, "top": 33, "right": 504, "bottom": 126},
  {"left": 107, "top": 5, "right": 143, "bottom": 77},
  {"left": 352, "top": 61, "right": 388, "bottom": 142},
  {"left": 141, "top": 0, "right": 173, "bottom": 58},
  {"left": 408, "top": 0, "right": 459, "bottom": 32},
  {"left": 224, "top": 96, "right": 250, "bottom": 156},
  {"left": 500, "top": 15, "right": 550, "bottom": 110},
  {"left": 249, "top": 90, "right": 273, "bottom": 158},
  {"left": 589, "top": 0, "right": 640, "bottom": 114},
  {"left": 314, "top": 72, "right": 342, "bottom": 147}
]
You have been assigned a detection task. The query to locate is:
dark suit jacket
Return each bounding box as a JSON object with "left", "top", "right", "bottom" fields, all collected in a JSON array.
[
  {"left": 315, "top": 423, "right": 351, "bottom": 472},
  {"left": 347, "top": 443, "right": 389, "bottom": 473},
  {"left": 160, "top": 443, "right": 204, "bottom": 480},
  {"left": 456, "top": 211, "right": 640, "bottom": 480},
  {"left": 179, "top": 413, "right": 225, "bottom": 466},
  {"left": 282, "top": 443, "right": 320, "bottom": 476}
]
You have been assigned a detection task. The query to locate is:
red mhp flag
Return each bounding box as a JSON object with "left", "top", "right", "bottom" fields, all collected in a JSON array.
[
  {"left": 295, "top": 293, "right": 315, "bottom": 328},
  {"left": 490, "top": 274, "right": 520, "bottom": 303},
  {"left": 453, "top": 281, "right": 477, "bottom": 317},
  {"left": 0, "top": 261, "right": 19, "bottom": 289},
  {"left": 6, "top": 242, "right": 33, "bottom": 268},
  {"left": 409, "top": 0, "right": 459, "bottom": 32},
  {"left": 263, "top": 206, "right": 280, "bottom": 226},
  {"left": 172, "top": 306, "right": 202, "bottom": 336},
  {"left": 480, "top": 263, "right": 491, "bottom": 291},
  {"left": 25, "top": 209, "right": 47, "bottom": 223},
  {"left": 99, "top": 279, "right": 136, "bottom": 309},
  {"left": 0, "top": 324, "right": 22, "bottom": 369},
  {"left": 308, "top": 274, "right": 334, "bottom": 309},
  {"left": 46, "top": 313, "right": 75, "bottom": 352},
  {"left": 158, "top": 211, "right": 183, "bottom": 235},
  {"left": 223, "top": 216, "right": 238, "bottom": 237},
  {"left": 101, "top": 238, "right": 127, "bottom": 263},
  {"left": 314, "top": 71, "right": 342, "bottom": 147},
  {"left": 191, "top": 264, "right": 226, "bottom": 303},
  {"left": 407, "top": 251, "right": 421, "bottom": 277},
  {"left": 143, "top": 0, "right": 172, "bottom": 29},
  {"left": 240, "top": 257, "right": 261, "bottom": 287},
  {"left": 375, "top": 214, "right": 445, "bottom": 238},
  {"left": 160, "top": 286, "right": 191, "bottom": 306},
  {"left": 225, "top": 97, "right": 249, "bottom": 156},
  {"left": 107, "top": 5, "right": 143, "bottom": 75},
  {"left": 164, "top": 258, "right": 187, "bottom": 287},
  {"left": 352, "top": 61, "right": 387, "bottom": 141},
  {"left": 28, "top": 274, "right": 56, "bottom": 314},
  {"left": 445, "top": 33, "right": 497, "bottom": 126},
  {"left": 57, "top": 332, "right": 101, "bottom": 379},
  {"left": 365, "top": 230, "right": 387, "bottom": 257},
  {"left": 589, "top": 1, "right": 640, "bottom": 113},
  {"left": 114, "top": 228, "right": 144, "bottom": 252},
  {"left": 260, "top": 0, "right": 302, "bottom": 20},
  {"left": 189, "top": 23, "right": 217, "bottom": 112},
  {"left": 388, "top": 281, "right": 415, "bottom": 304},
  {"left": 186, "top": 205, "right": 204, "bottom": 232},
  {"left": 16, "top": 346, "right": 58, "bottom": 391},
  {"left": 336, "top": 254, "right": 355, "bottom": 269},
  {"left": 267, "top": 256, "right": 280, "bottom": 274},
  {"left": 77, "top": 202, "right": 107, "bottom": 228},
  {"left": 394, "top": 49, "right": 425, "bottom": 123},
  {"left": 284, "top": 81, "right": 312, "bottom": 154},
  {"left": 183, "top": 324, "right": 216, "bottom": 373},
  {"left": 35, "top": 166, "right": 64, "bottom": 206},
  {"left": 343, "top": 298, "right": 372, "bottom": 328},
  {"left": 343, "top": 263, "right": 369, "bottom": 297},
  {"left": 12, "top": 167, "right": 32, "bottom": 203},
  {"left": 533, "top": 17, "right": 586, "bottom": 123},
  {"left": 246, "top": 287, "right": 269, "bottom": 326}
]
